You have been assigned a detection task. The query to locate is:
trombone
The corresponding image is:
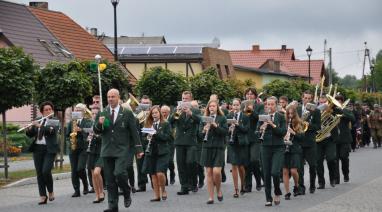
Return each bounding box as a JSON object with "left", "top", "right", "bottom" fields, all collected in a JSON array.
[{"left": 17, "top": 112, "right": 54, "bottom": 132}]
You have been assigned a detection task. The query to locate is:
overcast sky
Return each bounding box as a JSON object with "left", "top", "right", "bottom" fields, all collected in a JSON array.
[{"left": 14, "top": 0, "right": 382, "bottom": 78}]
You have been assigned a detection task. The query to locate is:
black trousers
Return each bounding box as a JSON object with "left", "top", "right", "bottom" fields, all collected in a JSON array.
[
  {"left": 299, "top": 145, "right": 317, "bottom": 190},
  {"left": 335, "top": 143, "right": 350, "bottom": 182},
  {"left": 316, "top": 139, "right": 337, "bottom": 185},
  {"left": 103, "top": 156, "right": 131, "bottom": 209},
  {"left": 69, "top": 149, "right": 89, "bottom": 192},
  {"left": 33, "top": 144, "right": 56, "bottom": 197},
  {"left": 176, "top": 145, "right": 197, "bottom": 191}
]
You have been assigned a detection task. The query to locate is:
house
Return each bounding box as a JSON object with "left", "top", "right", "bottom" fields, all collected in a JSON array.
[
  {"left": 229, "top": 44, "right": 326, "bottom": 85},
  {"left": 109, "top": 41, "right": 235, "bottom": 80}
]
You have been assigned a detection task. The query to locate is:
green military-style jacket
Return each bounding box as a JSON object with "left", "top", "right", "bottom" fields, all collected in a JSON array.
[
  {"left": 297, "top": 105, "right": 321, "bottom": 147},
  {"left": 336, "top": 108, "right": 356, "bottom": 144},
  {"left": 288, "top": 133, "right": 303, "bottom": 153},
  {"left": 257, "top": 112, "right": 287, "bottom": 146},
  {"left": 226, "top": 112, "right": 249, "bottom": 146},
  {"left": 150, "top": 121, "right": 172, "bottom": 155},
  {"left": 199, "top": 114, "right": 228, "bottom": 148},
  {"left": 169, "top": 108, "right": 201, "bottom": 146},
  {"left": 26, "top": 117, "right": 60, "bottom": 154},
  {"left": 93, "top": 105, "right": 143, "bottom": 157},
  {"left": 66, "top": 118, "right": 93, "bottom": 151},
  {"left": 247, "top": 101, "right": 264, "bottom": 144}
]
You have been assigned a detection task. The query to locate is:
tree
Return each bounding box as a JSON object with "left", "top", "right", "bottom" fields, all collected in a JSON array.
[
  {"left": 338, "top": 75, "right": 361, "bottom": 89},
  {"left": 135, "top": 66, "right": 189, "bottom": 106},
  {"left": 374, "top": 50, "right": 382, "bottom": 92},
  {"left": 190, "top": 68, "right": 235, "bottom": 104},
  {"left": 35, "top": 60, "right": 92, "bottom": 168},
  {"left": 0, "top": 47, "right": 36, "bottom": 178},
  {"left": 226, "top": 78, "right": 255, "bottom": 100},
  {"left": 262, "top": 79, "right": 314, "bottom": 101},
  {"left": 83, "top": 61, "right": 132, "bottom": 106}
]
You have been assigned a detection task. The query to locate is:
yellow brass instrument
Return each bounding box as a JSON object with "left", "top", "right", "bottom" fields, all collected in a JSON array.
[
  {"left": 173, "top": 109, "right": 182, "bottom": 120},
  {"left": 137, "top": 110, "right": 148, "bottom": 124},
  {"left": 69, "top": 119, "right": 78, "bottom": 151},
  {"left": 125, "top": 93, "right": 139, "bottom": 111}
]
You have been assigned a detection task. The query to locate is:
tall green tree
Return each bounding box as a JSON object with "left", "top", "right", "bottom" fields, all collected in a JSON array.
[
  {"left": 0, "top": 47, "right": 36, "bottom": 178},
  {"left": 135, "top": 66, "right": 189, "bottom": 106},
  {"left": 262, "top": 79, "right": 314, "bottom": 101},
  {"left": 374, "top": 50, "right": 382, "bottom": 92},
  {"left": 35, "top": 60, "right": 92, "bottom": 168},
  {"left": 338, "top": 75, "right": 361, "bottom": 89}
]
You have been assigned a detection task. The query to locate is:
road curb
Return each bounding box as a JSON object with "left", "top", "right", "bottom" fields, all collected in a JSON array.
[{"left": 3, "top": 172, "right": 71, "bottom": 188}]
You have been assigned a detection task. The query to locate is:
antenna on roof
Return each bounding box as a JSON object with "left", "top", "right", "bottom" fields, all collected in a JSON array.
[{"left": 212, "top": 37, "right": 220, "bottom": 48}]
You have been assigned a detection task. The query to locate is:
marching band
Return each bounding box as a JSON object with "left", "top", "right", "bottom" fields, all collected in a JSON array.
[{"left": 23, "top": 86, "right": 382, "bottom": 211}]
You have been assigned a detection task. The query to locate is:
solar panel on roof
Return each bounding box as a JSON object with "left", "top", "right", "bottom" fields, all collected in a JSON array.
[
  {"left": 148, "top": 46, "right": 176, "bottom": 54},
  {"left": 175, "top": 46, "right": 203, "bottom": 54},
  {"left": 122, "top": 47, "right": 150, "bottom": 55}
]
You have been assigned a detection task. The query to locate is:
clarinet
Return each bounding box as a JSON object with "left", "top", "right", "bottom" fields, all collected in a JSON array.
[
  {"left": 228, "top": 114, "right": 238, "bottom": 145},
  {"left": 284, "top": 119, "right": 293, "bottom": 153}
]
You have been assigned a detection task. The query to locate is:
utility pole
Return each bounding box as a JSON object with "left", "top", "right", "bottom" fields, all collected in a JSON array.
[
  {"left": 329, "top": 48, "right": 332, "bottom": 85},
  {"left": 362, "top": 42, "right": 369, "bottom": 92}
]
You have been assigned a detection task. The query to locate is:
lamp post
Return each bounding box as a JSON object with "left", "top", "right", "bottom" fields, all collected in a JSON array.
[
  {"left": 111, "top": 0, "right": 119, "bottom": 61},
  {"left": 95, "top": 54, "right": 103, "bottom": 110},
  {"left": 306, "top": 45, "right": 313, "bottom": 84}
]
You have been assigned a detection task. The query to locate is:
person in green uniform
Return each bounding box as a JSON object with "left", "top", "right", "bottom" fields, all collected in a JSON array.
[
  {"left": 283, "top": 105, "right": 303, "bottom": 200},
  {"left": 169, "top": 91, "right": 201, "bottom": 195},
  {"left": 297, "top": 91, "right": 321, "bottom": 194},
  {"left": 368, "top": 104, "right": 382, "bottom": 148},
  {"left": 334, "top": 94, "right": 355, "bottom": 184},
  {"left": 200, "top": 99, "right": 228, "bottom": 204},
  {"left": 227, "top": 98, "right": 249, "bottom": 198},
  {"left": 244, "top": 88, "right": 264, "bottom": 192},
  {"left": 161, "top": 105, "right": 176, "bottom": 185},
  {"left": 26, "top": 101, "right": 59, "bottom": 205},
  {"left": 258, "top": 96, "right": 287, "bottom": 206},
  {"left": 316, "top": 95, "right": 338, "bottom": 189},
  {"left": 93, "top": 89, "right": 143, "bottom": 212},
  {"left": 66, "top": 103, "right": 92, "bottom": 197},
  {"left": 142, "top": 106, "right": 171, "bottom": 201},
  {"left": 87, "top": 106, "right": 105, "bottom": 203},
  {"left": 191, "top": 100, "right": 205, "bottom": 189},
  {"left": 136, "top": 95, "right": 151, "bottom": 192}
]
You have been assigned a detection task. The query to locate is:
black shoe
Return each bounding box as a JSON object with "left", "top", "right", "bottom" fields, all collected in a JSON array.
[
  {"left": 240, "top": 189, "right": 245, "bottom": 195},
  {"left": 256, "top": 185, "right": 262, "bottom": 191},
  {"left": 170, "top": 178, "right": 175, "bottom": 185},
  {"left": 131, "top": 187, "right": 136, "bottom": 193},
  {"left": 124, "top": 195, "right": 132, "bottom": 208},
  {"left": 198, "top": 182, "right": 204, "bottom": 189},
  {"left": 222, "top": 174, "right": 226, "bottom": 183},
  {"left": 330, "top": 180, "right": 336, "bottom": 187},
  {"left": 300, "top": 187, "right": 306, "bottom": 195},
  {"left": 38, "top": 196, "right": 48, "bottom": 205},
  {"left": 245, "top": 187, "right": 252, "bottom": 193},
  {"left": 88, "top": 188, "right": 95, "bottom": 193},
  {"left": 103, "top": 208, "right": 118, "bottom": 212},
  {"left": 93, "top": 199, "right": 102, "bottom": 203},
  {"left": 83, "top": 187, "right": 89, "bottom": 195},
  {"left": 335, "top": 179, "right": 340, "bottom": 184},
  {"left": 344, "top": 175, "right": 349, "bottom": 182},
  {"left": 206, "top": 200, "right": 214, "bottom": 204},
  {"left": 309, "top": 187, "right": 316, "bottom": 194},
  {"left": 217, "top": 194, "right": 223, "bottom": 202},
  {"left": 136, "top": 187, "right": 146, "bottom": 192},
  {"left": 177, "top": 190, "right": 189, "bottom": 195},
  {"left": 284, "top": 192, "right": 291, "bottom": 200},
  {"left": 150, "top": 198, "right": 161, "bottom": 202},
  {"left": 72, "top": 192, "right": 80, "bottom": 197},
  {"left": 265, "top": 201, "right": 272, "bottom": 206},
  {"left": 192, "top": 186, "right": 198, "bottom": 193},
  {"left": 317, "top": 184, "right": 325, "bottom": 189}
]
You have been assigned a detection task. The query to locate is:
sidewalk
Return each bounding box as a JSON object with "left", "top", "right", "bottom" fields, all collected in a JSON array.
[{"left": 0, "top": 155, "right": 70, "bottom": 173}]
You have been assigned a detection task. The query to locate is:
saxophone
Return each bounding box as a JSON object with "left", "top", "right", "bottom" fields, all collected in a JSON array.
[{"left": 69, "top": 120, "right": 78, "bottom": 151}]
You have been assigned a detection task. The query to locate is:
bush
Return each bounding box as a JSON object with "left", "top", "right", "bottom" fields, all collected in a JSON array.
[{"left": 0, "top": 123, "right": 32, "bottom": 153}]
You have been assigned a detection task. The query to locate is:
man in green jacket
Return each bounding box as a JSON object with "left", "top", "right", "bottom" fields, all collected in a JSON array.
[
  {"left": 169, "top": 91, "right": 201, "bottom": 195},
  {"left": 94, "top": 89, "right": 143, "bottom": 212},
  {"left": 334, "top": 94, "right": 355, "bottom": 184},
  {"left": 297, "top": 91, "right": 321, "bottom": 194}
]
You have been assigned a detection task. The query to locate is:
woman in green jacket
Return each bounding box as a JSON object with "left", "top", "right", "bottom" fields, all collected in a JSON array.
[
  {"left": 200, "top": 100, "right": 228, "bottom": 204},
  {"left": 257, "top": 96, "right": 287, "bottom": 206},
  {"left": 142, "top": 106, "right": 171, "bottom": 202},
  {"left": 227, "top": 98, "right": 249, "bottom": 198},
  {"left": 283, "top": 105, "right": 304, "bottom": 200}
]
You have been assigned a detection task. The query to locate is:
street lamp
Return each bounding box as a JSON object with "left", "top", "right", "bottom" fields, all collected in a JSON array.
[
  {"left": 306, "top": 45, "right": 313, "bottom": 84},
  {"left": 111, "top": 0, "right": 119, "bottom": 61},
  {"left": 95, "top": 54, "right": 103, "bottom": 110}
]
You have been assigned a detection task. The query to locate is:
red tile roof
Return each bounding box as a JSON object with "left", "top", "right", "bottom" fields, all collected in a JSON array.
[
  {"left": 29, "top": 7, "right": 114, "bottom": 62},
  {"left": 229, "top": 45, "right": 324, "bottom": 84}
]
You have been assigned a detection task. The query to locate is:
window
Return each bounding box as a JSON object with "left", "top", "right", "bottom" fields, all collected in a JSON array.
[
  {"left": 38, "top": 39, "right": 56, "bottom": 56},
  {"left": 52, "top": 41, "right": 73, "bottom": 58},
  {"left": 225, "top": 65, "right": 230, "bottom": 76},
  {"left": 216, "top": 64, "right": 223, "bottom": 79}
]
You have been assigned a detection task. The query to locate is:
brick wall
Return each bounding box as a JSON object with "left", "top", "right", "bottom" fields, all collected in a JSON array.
[{"left": 202, "top": 47, "right": 235, "bottom": 79}]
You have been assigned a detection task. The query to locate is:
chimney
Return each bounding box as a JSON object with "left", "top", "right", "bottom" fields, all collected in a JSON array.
[
  {"left": 29, "top": 2, "right": 48, "bottom": 9},
  {"left": 252, "top": 45, "right": 260, "bottom": 53},
  {"left": 281, "top": 45, "right": 287, "bottom": 51},
  {"left": 90, "top": 28, "right": 98, "bottom": 37}
]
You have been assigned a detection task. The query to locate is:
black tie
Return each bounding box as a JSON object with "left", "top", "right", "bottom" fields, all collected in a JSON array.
[
  {"left": 111, "top": 109, "right": 115, "bottom": 124},
  {"left": 154, "top": 122, "right": 158, "bottom": 130},
  {"left": 234, "top": 113, "right": 238, "bottom": 120},
  {"left": 270, "top": 114, "right": 274, "bottom": 122},
  {"left": 38, "top": 119, "right": 46, "bottom": 140}
]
